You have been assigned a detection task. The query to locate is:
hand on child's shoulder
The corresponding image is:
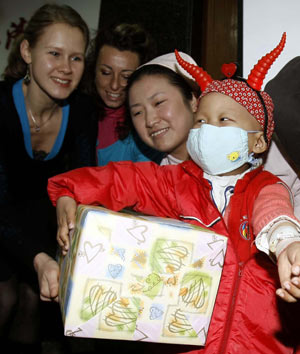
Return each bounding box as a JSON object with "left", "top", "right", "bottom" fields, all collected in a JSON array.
[{"left": 276, "top": 241, "right": 300, "bottom": 302}]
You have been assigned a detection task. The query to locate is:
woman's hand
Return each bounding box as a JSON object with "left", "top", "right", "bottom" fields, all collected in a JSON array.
[
  {"left": 56, "top": 196, "right": 77, "bottom": 255},
  {"left": 33, "top": 252, "right": 60, "bottom": 302}
]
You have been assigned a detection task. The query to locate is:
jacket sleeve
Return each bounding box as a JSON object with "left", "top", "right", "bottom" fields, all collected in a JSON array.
[
  {"left": 47, "top": 161, "right": 178, "bottom": 218},
  {"left": 253, "top": 183, "right": 300, "bottom": 257},
  {"left": 264, "top": 140, "right": 300, "bottom": 219},
  {"left": 252, "top": 183, "right": 298, "bottom": 235}
]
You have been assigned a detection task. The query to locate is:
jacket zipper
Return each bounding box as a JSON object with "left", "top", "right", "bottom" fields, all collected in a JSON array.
[
  {"left": 179, "top": 215, "right": 221, "bottom": 228},
  {"left": 218, "top": 260, "right": 244, "bottom": 354}
]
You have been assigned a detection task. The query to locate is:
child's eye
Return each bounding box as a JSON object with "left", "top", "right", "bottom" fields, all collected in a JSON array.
[
  {"left": 220, "top": 117, "right": 230, "bottom": 121},
  {"left": 194, "top": 118, "right": 206, "bottom": 126},
  {"left": 193, "top": 119, "right": 205, "bottom": 128},
  {"left": 49, "top": 51, "right": 59, "bottom": 57}
]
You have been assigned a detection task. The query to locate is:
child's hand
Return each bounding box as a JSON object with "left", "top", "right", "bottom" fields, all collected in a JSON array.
[
  {"left": 56, "top": 196, "right": 77, "bottom": 255},
  {"left": 276, "top": 241, "right": 300, "bottom": 302}
]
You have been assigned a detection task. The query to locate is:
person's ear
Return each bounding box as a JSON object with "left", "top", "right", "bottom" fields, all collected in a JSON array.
[
  {"left": 252, "top": 132, "right": 268, "bottom": 154},
  {"left": 190, "top": 93, "right": 198, "bottom": 113},
  {"left": 20, "top": 39, "right": 32, "bottom": 64}
]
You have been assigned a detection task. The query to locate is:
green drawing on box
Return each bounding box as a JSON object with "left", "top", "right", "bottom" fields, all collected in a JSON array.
[
  {"left": 105, "top": 297, "right": 140, "bottom": 332},
  {"left": 142, "top": 272, "right": 163, "bottom": 299},
  {"left": 168, "top": 309, "right": 197, "bottom": 337},
  {"left": 80, "top": 284, "right": 117, "bottom": 321},
  {"left": 180, "top": 271, "right": 211, "bottom": 310},
  {"left": 150, "top": 239, "right": 190, "bottom": 274}
]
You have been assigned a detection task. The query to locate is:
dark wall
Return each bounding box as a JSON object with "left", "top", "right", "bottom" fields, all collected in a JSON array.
[
  {"left": 98, "top": 0, "right": 242, "bottom": 79},
  {"left": 98, "top": 0, "right": 199, "bottom": 58}
]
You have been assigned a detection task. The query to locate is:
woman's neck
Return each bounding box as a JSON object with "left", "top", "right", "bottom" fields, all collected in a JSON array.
[
  {"left": 23, "top": 81, "right": 59, "bottom": 118},
  {"left": 170, "top": 144, "right": 190, "bottom": 162}
]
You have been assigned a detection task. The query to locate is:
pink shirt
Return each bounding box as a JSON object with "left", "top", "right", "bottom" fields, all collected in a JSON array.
[{"left": 96, "top": 106, "right": 126, "bottom": 149}]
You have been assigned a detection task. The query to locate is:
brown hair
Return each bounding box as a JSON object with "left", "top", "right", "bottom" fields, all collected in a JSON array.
[
  {"left": 3, "top": 3, "right": 89, "bottom": 81},
  {"left": 80, "top": 22, "right": 156, "bottom": 140},
  {"left": 80, "top": 22, "right": 156, "bottom": 100}
]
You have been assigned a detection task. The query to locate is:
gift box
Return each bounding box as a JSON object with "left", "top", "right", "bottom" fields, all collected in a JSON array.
[{"left": 58, "top": 205, "right": 227, "bottom": 346}]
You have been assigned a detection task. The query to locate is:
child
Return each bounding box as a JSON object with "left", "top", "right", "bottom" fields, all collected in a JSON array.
[{"left": 48, "top": 33, "right": 300, "bottom": 353}]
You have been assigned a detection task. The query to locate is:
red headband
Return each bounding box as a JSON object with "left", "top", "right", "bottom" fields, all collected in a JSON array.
[{"left": 175, "top": 33, "right": 286, "bottom": 143}]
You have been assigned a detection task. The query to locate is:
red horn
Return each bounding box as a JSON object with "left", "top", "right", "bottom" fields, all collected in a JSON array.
[
  {"left": 247, "top": 32, "right": 286, "bottom": 91},
  {"left": 175, "top": 49, "right": 213, "bottom": 91}
]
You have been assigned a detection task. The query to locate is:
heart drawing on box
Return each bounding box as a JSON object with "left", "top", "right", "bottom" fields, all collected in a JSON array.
[
  {"left": 108, "top": 264, "right": 123, "bottom": 279},
  {"left": 209, "top": 249, "right": 225, "bottom": 268},
  {"left": 149, "top": 306, "right": 163, "bottom": 320},
  {"left": 84, "top": 241, "right": 105, "bottom": 263},
  {"left": 127, "top": 225, "right": 148, "bottom": 245}
]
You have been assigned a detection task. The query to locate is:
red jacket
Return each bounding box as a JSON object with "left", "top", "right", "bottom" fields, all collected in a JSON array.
[{"left": 48, "top": 160, "right": 300, "bottom": 353}]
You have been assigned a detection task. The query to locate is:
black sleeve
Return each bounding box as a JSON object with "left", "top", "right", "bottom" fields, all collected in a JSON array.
[
  {"left": 0, "top": 82, "right": 57, "bottom": 271},
  {"left": 0, "top": 140, "right": 57, "bottom": 270}
]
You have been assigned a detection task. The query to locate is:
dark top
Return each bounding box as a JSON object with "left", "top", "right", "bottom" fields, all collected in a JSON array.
[{"left": 0, "top": 80, "right": 97, "bottom": 273}]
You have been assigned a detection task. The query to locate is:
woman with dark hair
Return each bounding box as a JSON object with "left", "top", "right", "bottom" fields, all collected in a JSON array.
[
  {"left": 80, "top": 22, "right": 162, "bottom": 166},
  {"left": 0, "top": 3, "right": 96, "bottom": 352},
  {"left": 126, "top": 53, "right": 200, "bottom": 165}
]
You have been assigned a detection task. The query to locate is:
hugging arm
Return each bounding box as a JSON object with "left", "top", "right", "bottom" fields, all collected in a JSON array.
[{"left": 48, "top": 161, "right": 178, "bottom": 252}]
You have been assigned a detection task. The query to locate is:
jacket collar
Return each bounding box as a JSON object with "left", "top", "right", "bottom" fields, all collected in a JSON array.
[{"left": 181, "top": 160, "right": 264, "bottom": 191}]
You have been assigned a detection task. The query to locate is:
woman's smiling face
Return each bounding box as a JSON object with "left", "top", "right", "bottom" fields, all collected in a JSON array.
[
  {"left": 95, "top": 45, "right": 140, "bottom": 108},
  {"left": 22, "top": 22, "right": 86, "bottom": 101},
  {"left": 129, "top": 75, "right": 197, "bottom": 160}
]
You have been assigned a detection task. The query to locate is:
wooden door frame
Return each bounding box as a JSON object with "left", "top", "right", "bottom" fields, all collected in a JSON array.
[{"left": 192, "top": 0, "right": 243, "bottom": 79}]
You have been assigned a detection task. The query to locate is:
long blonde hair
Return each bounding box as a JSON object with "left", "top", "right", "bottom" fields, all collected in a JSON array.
[{"left": 3, "top": 3, "right": 89, "bottom": 81}]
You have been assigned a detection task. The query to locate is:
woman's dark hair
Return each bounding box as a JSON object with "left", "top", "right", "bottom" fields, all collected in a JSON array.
[
  {"left": 80, "top": 22, "right": 156, "bottom": 101},
  {"left": 119, "top": 64, "right": 198, "bottom": 139},
  {"left": 3, "top": 3, "right": 89, "bottom": 81}
]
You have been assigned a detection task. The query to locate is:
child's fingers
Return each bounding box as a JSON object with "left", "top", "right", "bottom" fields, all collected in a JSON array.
[
  {"left": 278, "top": 279, "right": 300, "bottom": 301},
  {"left": 277, "top": 247, "right": 300, "bottom": 286},
  {"left": 277, "top": 255, "right": 291, "bottom": 287},
  {"left": 291, "top": 275, "right": 300, "bottom": 287},
  {"left": 292, "top": 264, "right": 300, "bottom": 277},
  {"left": 56, "top": 235, "right": 65, "bottom": 248},
  {"left": 57, "top": 237, "right": 69, "bottom": 255},
  {"left": 64, "top": 200, "right": 77, "bottom": 231},
  {"left": 55, "top": 196, "right": 77, "bottom": 254},
  {"left": 276, "top": 287, "right": 298, "bottom": 303},
  {"left": 57, "top": 222, "right": 70, "bottom": 251}
]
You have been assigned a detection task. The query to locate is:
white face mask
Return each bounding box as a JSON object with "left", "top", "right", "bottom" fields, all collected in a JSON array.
[{"left": 187, "top": 124, "right": 260, "bottom": 175}]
